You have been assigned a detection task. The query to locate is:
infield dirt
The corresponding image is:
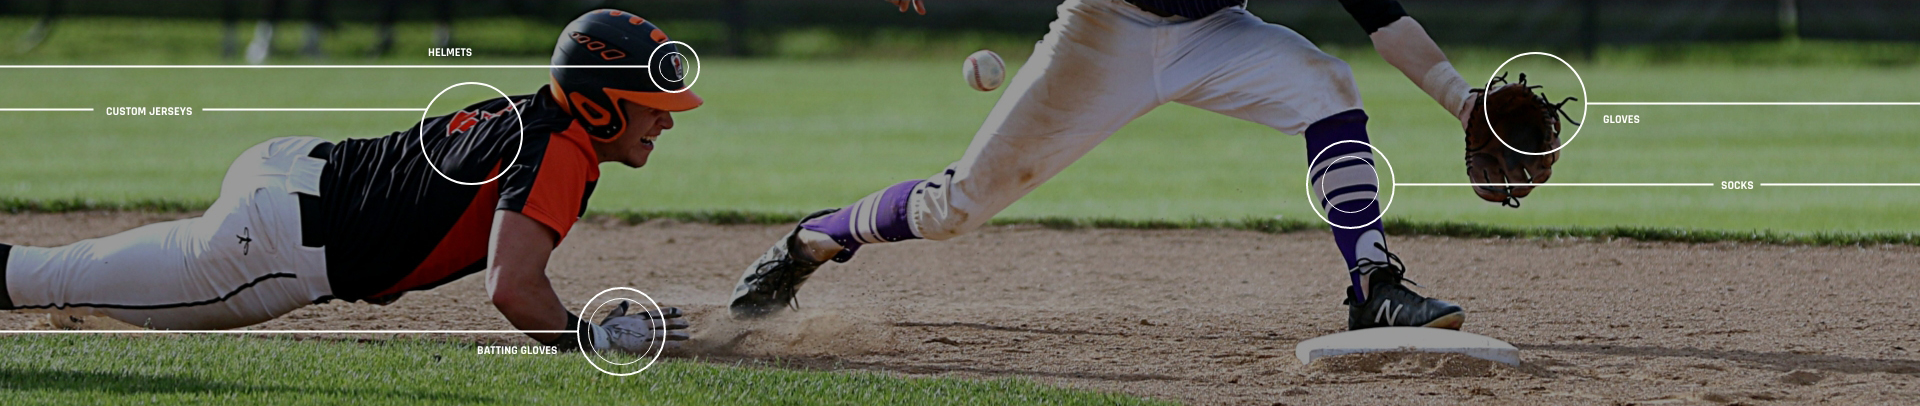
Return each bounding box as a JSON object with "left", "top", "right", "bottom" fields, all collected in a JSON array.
[{"left": 3, "top": 212, "right": 1917, "bottom": 405}]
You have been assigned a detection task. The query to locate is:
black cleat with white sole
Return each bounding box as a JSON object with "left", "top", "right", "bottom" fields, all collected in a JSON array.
[
  {"left": 729, "top": 209, "right": 838, "bottom": 319},
  {"left": 1344, "top": 243, "right": 1466, "bottom": 330}
]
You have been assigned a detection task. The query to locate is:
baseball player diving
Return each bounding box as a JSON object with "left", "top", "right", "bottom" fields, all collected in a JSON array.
[
  {"left": 732, "top": 0, "right": 1573, "bottom": 330},
  {"left": 0, "top": 10, "right": 694, "bottom": 354}
]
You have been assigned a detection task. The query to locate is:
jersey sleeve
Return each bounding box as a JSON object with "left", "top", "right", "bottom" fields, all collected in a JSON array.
[
  {"left": 497, "top": 128, "right": 600, "bottom": 239},
  {"left": 1339, "top": 0, "right": 1410, "bottom": 34}
]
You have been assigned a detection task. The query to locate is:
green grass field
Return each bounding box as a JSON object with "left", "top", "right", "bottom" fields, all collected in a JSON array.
[
  {"left": 5, "top": 14, "right": 1920, "bottom": 405},
  {"left": 0, "top": 335, "right": 1166, "bottom": 405},
  {"left": 3, "top": 56, "right": 1920, "bottom": 233}
]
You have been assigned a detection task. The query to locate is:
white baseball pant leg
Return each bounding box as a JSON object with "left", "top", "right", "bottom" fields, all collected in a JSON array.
[
  {"left": 904, "top": 0, "right": 1363, "bottom": 240},
  {"left": 3, "top": 137, "right": 333, "bottom": 330}
]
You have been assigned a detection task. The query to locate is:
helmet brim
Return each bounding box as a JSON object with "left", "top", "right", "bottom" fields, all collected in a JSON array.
[{"left": 608, "top": 88, "right": 703, "bottom": 113}]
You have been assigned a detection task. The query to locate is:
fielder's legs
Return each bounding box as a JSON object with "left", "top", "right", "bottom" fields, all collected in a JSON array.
[
  {"left": 731, "top": 0, "right": 1170, "bottom": 317},
  {"left": 0, "top": 137, "right": 333, "bottom": 330},
  {"left": 1162, "top": 8, "right": 1462, "bottom": 329}
]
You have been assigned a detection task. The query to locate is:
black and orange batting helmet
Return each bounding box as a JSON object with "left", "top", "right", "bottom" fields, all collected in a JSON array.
[{"left": 550, "top": 9, "right": 702, "bottom": 140}]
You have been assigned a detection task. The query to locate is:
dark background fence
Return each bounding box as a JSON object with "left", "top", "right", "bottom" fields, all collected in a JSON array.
[{"left": 4, "top": 0, "right": 1916, "bottom": 58}]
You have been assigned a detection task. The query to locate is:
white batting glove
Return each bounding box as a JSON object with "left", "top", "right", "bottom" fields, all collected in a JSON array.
[
  {"left": 586, "top": 302, "right": 690, "bottom": 354},
  {"left": 885, "top": 0, "right": 927, "bottom": 15}
]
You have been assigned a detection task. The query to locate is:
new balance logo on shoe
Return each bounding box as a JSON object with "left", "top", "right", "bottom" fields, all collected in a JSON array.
[{"left": 1376, "top": 303, "right": 1404, "bottom": 325}]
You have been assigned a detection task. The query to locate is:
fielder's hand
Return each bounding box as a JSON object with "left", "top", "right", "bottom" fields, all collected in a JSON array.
[
  {"left": 885, "top": 0, "right": 927, "bottom": 15},
  {"left": 588, "top": 301, "right": 691, "bottom": 354}
]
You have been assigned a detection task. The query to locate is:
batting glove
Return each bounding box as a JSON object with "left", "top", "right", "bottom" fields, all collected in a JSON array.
[{"left": 586, "top": 301, "right": 691, "bottom": 354}]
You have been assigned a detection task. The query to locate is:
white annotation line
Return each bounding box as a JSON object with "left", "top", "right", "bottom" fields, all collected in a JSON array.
[
  {"left": 0, "top": 65, "right": 646, "bottom": 69},
  {"left": 1397, "top": 183, "right": 1715, "bottom": 187},
  {"left": 0, "top": 108, "right": 94, "bottom": 112},
  {"left": 201, "top": 108, "right": 427, "bottom": 112},
  {"left": 0, "top": 330, "right": 569, "bottom": 334},
  {"left": 1588, "top": 102, "right": 1920, "bottom": 106},
  {"left": 1761, "top": 183, "right": 1920, "bottom": 187}
]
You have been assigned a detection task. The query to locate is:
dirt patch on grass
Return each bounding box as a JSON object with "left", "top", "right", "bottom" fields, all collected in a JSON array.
[{"left": 4, "top": 213, "right": 1917, "bottom": 404}]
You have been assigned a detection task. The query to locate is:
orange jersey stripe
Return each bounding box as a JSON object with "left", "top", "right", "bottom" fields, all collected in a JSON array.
[{"left": 371, "top": 165, "right": 502, "bottom": 298}]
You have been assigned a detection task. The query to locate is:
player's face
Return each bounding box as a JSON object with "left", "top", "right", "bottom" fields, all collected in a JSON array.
[{"left": 608, "top": 101, "right": 674, "bottom": 168}]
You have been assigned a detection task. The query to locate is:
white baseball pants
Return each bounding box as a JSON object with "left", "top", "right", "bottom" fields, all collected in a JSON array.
[
  {"left": 4, "top": 137, "right": 333, "bottom": 330},
  {"left": 906, "top": 0, "right": 1363, "bottom": 240}
]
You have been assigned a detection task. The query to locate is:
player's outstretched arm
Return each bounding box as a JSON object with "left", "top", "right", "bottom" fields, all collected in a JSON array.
[
  {"left": 485, "top": 210, "right": 572, "bottom": 345},
  {"left": 885, "top": 0, "right": 927, "bottom": 15},
  {"left": 485, "top": 210, "right": 691, "bottom": 352},
  {"left": 1340, "top": 0, "right": 1474, "bottom": 126}
]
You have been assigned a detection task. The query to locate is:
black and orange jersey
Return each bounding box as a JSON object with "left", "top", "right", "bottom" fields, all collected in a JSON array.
[{"left": 308, "top": 85, "right": 600, "bottom": 301}]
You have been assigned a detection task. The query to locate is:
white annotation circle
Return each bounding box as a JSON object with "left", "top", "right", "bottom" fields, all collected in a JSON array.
[
  {"left": 415, "top": 81, "right": 524, "bottom": 186},
  {"left": 1483, "top": 51, "right": 1589, "bottom": 156},
  {"left": 1304, "top": 140, "right": 1396, "bottom": 230},
  {"left": 647, "top": 41, "right": 701, "bottom": 92},
  {"left": 577, "top": 287, "right": 668, "bottom": 377}
]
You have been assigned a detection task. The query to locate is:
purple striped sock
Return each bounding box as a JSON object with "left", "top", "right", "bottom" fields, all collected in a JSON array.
[
  {"left": 1304, "top": 109, "right": 1390, "bottom": 301},
  {"left": 801, "top": 180, "right": 926, "bottom": 262}
]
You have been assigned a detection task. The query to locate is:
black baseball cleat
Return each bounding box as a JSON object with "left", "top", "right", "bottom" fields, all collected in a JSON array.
[
  {"left": 1345, "top": 243, "right": 1466, "bottom": 330},
  {"left": 729, "top": 209, "right": 838, "bottom": 319}
]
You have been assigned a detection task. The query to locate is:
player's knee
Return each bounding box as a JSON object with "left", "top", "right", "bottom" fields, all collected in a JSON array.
[
  {"left": 1312, "top": 54, "right": 1361, "bottom": 101},
  {"left": 1323, "top": 58, "right": 1355, "bottom": 84}
]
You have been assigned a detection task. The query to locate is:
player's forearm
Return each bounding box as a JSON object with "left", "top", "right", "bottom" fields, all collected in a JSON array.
[
  {"left": 485, "top": 210, "right": 569, "bottom": 345},
  {"left": 489, "top": 273, "right": 570, "bottom": 344},
  {"left": 1369, "top": 17, "right": 1474, "bottom": 124}
]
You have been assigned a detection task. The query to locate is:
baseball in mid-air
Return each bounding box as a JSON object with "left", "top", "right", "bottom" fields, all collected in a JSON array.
[{"left": 963, "top": 49, "right": 1005, "bottom": 92}]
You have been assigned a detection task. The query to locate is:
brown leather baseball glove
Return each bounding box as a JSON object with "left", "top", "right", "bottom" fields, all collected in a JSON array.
[{"left": 1463, "top": 72, "right": 1580, "bottom": 207}]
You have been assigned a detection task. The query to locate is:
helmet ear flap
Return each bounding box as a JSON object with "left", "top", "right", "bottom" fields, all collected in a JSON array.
[
  {"left": 568, "top": 93, "right": 612, "bottom": 127},
  {"left": 566, "top": 91, "right": 626, "bottom": 141},
  {"left": 596, "top": 98, "right": 629, "bottom": 141}
]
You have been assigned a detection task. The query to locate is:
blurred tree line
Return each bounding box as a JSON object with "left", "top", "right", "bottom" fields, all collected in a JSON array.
[{"left": 4, "top": 0, "right": 1916, "bottom": 60}]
